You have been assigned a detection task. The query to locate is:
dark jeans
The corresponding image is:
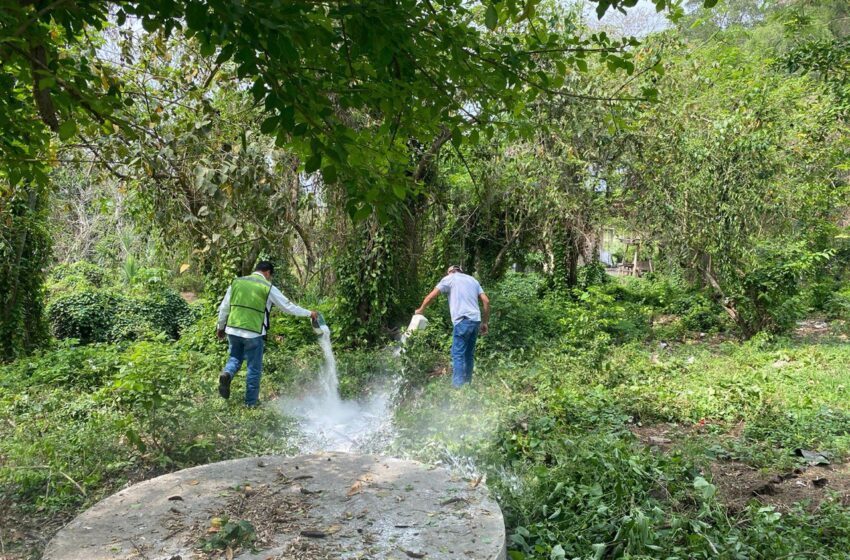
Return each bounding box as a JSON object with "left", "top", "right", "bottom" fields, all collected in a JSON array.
[
  {"left": 451, "top": 318, "right": 480, "bottom": 387},
  {"left": 223, "top": 334, "right": 265, "bottom": 405}
]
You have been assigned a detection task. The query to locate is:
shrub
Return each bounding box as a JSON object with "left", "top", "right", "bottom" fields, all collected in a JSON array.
[
  {"left": 47, "top": 261, "right": 107, "bottom": 297},
  {"left": 575, "top": 262, "right": 609, "bottom": 290},
  {"left": 48, "top": 288, "right": 193, "bottom": 344},
  {"left": 824, "top": 286, "right": 850, "bottom": 320},
  {"left": 49, "top": 261, "right": 106, "bottom": 288},
  {"left": 482, "top": 272, "right": 560, "bottom": 353},
  {"left": 47, "top": 291, "right": 118, "bottom": 343},
  {"left": 668, "top": 291, "right": 727, "bottom": 333},
  {"left": 112, "top": 289, "right": 193, "bottom": 340},
  {"left": 730, "top": 243, "right": 832, "bottom": 336}
]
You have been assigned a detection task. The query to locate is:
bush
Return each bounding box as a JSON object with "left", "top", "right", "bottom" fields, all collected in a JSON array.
[
  {"left": 49, "top": 261, "right": 106, "bottom": 288},
  {"left": 47, "top": 261, "right": 107, "bottom": 297},
  {"left": 730, "top": 243, "right": 832, "bottom": 336},
  {"left": 482, "top": 272, "right": 561, "bottom": 353},
  {"left": 48, "top": 288, "right": 193, "bottom": 344},
  {"left": 667, "top": 291, "right": 727, "bottom": 333},
  {"left": 575, "top": 262, "right": 609, "bottom": 290},
  {"left": 824, "top": 286, "right": 850, "bottom": 320},
  {"left": 47, "top": 291, "right": 118, "bottom": 343}
]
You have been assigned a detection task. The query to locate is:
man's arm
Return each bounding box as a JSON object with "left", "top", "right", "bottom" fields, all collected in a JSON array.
[
  {"left": 415, "top": 288, "right": 442, "bottom": 315},
  {"left": 216, "top": 286, "right": 232, "bottom": 339},
  {"left": 479, "top": 292, "right": 490, "bottom": 335},
  {"left": 269, "top": 286, "right": 318, "bottom": 321}
]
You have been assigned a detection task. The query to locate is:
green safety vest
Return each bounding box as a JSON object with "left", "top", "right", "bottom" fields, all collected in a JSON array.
[{"left": 226, "top": 274, "right": 273, "bottom": 334}]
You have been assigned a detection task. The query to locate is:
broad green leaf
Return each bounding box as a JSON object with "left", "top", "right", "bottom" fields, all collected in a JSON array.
[
  {"left": 304, "top": 154, "right": 322, "bottom": 173},
  {"left": 58, "top": 120, "right": 77, "bottom": 141},
  {"left": 451, "top": 127, "right": 463, "bottom": 148},
  {"left": 694, "top": 476, "right": 716, "bottom": 500},
  {"left": 485, "top": 4, "right": 498, "bottom": 30},
  {"left": 260, "top": 116, "right": 278, "bottom": 134},
  {"left": 321, "top": 165, "right": 337, "bottom": 183},
  {"left": 353, "top": 205, "right": 372, "bottom": 222}
]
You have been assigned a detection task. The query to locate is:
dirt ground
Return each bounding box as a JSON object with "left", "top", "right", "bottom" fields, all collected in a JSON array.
[
  {"left": 793, "top": 318, "right": 848, "bottom": 343},
  {"left": 0, "top": 505, "right": 69, "bottom": 560},
  {"left": 631, "top": 423, "right": 850, "bottom": 514}
]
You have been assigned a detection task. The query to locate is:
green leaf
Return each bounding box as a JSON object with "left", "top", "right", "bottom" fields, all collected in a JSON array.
[
  {"left": 58, "top": 120, "right": 77, "bottom": 141},
  {"left": 215, "top": 44, "right": 235, "bottom": 65},
  {"left": 185, "top": 2, "right": 208, "bottom": 30},
  {"left": 641, "top": 87, "right": 659, "bottom": 101},
  {"left": 485, "top": 4, "right": 498, "bottom": 30},
  {"left": 260, "top": 116, "right": 278, "bottom": 135},
  {"left": 555, "top": 60, "right": 566, "bottom": 76},
  {"left": 353, "top": 205, "right": 372, "bottom": 222},
  {"left": 280, "top": 106, "right": 295, "bottom": 131},
  {"left": 694, "top": 476, "right": 716, "bottom": 500},
  {"left": 592, "top": 543, "right": 606, "bottom": 560},
  {"left": 451, "top": 126, "right": 463, "bottom": 148},
  {"left": 392, "top": 183, "right": 406, "bottom": 200},
  {"left": 321, "top": 165, "right": 337, "bottom": 183},
  {"left": 704, "top": 0, "right": 719, "bottom": 7},
  {"left": 304, "top": 154, "right": 322, "bottom": 173},
  {"left": 141, "top": 17, "right": 158, "bottom": 32},
  {"left": 575, "top": 58, "right": 588, "bottom": 72},
  {"left": 550, "top": 544, "right": 566, "bottom": 560}
]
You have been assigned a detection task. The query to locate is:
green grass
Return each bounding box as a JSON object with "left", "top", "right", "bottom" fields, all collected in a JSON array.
[
  {"left": 5, "top": 272, "right": 850, "bottom": 559},
  {"left": 0, "top": 335, "right": 306, "bottom": 558},
  {"left": 389, "top": 335, "right": 850, "bottom": 559}
]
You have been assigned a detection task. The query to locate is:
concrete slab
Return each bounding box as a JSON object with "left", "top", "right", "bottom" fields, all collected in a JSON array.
[{"left": 44, "top": 453, "right": 506, "bottom": 559}]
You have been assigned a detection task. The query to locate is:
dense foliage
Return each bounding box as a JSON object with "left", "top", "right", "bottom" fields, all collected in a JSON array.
[
  {"left": 2, "top": 0, "right": 850, "bottom": 558},
  {"left": 392, "top": 274, "right": 850, "bottom": 559},
  {"left": 45, "top": 261, "right": 194, "bottom": 343}
]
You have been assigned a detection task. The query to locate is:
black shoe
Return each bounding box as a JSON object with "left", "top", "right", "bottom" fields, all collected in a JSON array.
[{"left": 218, "top": 372, "right": 232, "bottom": 399}]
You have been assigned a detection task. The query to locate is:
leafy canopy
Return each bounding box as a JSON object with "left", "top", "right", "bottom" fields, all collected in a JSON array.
[{"left": 2, "top": 0, "right": 716, "bottom": 213}]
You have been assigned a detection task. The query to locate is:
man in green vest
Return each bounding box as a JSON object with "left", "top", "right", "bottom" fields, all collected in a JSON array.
[{"left": 216, "top": 261, "right": 317, "bottom": 406}]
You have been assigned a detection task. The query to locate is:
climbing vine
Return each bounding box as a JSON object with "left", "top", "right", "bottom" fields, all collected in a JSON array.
[{"left": 0, "top": 182, "right": 51, "bottom": 360}]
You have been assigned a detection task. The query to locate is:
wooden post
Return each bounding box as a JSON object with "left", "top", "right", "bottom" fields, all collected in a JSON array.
[{"left": 632, "top": 242, "right": 640, "bottom": 276}]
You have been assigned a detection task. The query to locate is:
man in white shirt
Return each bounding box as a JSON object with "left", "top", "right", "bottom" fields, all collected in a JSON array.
[
  {"left": 216, "top": 261, "right": 317, "bottom": 406},
  {"left": 415, "top": 265, "right": 490, "bottom": 387}
]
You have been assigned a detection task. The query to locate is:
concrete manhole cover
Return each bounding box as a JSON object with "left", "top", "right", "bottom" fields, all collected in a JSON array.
[{"left": 45, "top": 452, "right": 506, "bottom": 559}]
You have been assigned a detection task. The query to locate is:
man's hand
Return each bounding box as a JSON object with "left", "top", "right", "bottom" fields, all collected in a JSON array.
[
  {"left": 480, "top": 323, "right": 489, "bottom": 335},
  {"left": 414, "top": 308, "right": 424, "bottom": 316},
  {"left": 310, "top": 310, "right": 318, "bottom": 321},
  {"left": 217, "top": 328, "right": 226, "bottom": 340}
]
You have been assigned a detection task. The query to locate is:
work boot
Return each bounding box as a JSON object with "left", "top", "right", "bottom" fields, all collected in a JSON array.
[{"left": 218, "top": 372, "right": 232, "bottom": 399}]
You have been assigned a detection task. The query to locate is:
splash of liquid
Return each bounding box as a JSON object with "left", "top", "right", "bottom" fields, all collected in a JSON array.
[
  {"left": 279, "top": 324, "right": 395, "bottom": 453},
  {"left": 316, "top": 325, "right": 339, "bottom": 401}
]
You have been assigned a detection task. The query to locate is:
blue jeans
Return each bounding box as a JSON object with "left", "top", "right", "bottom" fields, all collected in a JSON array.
[
  {"left": 223, "top": 335, "right": 265, "bottom": 406},
  {"left": 451, "top": 319, "right": 480, "bottom": 387}
]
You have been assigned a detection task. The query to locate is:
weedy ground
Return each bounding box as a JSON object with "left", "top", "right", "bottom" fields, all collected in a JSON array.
[
  {"left": 3, "top": 275, "right": 850, "bottom": 559},
  {"left": 389, "top": 321, "right": 850, "bottom": 559}
]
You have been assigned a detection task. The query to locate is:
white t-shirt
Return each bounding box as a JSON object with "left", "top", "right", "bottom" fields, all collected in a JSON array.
[{"left": 436, "top": 272, "right": 484, "bottom": 325}]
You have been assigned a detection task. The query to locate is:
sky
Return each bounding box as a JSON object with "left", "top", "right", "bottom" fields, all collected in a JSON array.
[{"left": 577, "top": 0, "right": 673, "bottom": 37}]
